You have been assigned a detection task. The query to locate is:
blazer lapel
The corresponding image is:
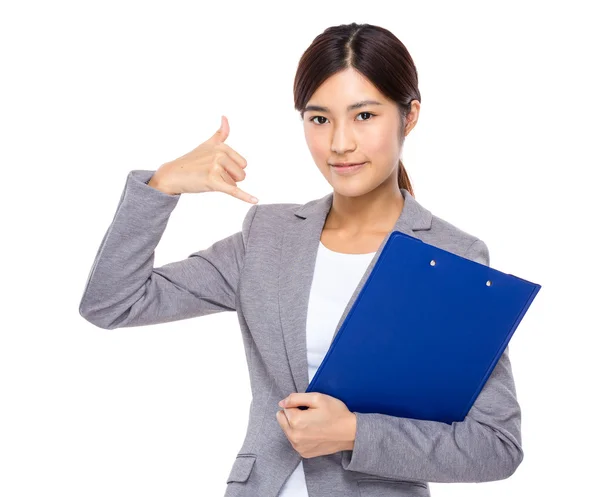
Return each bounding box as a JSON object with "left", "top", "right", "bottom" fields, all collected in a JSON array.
[{"left": 278, "top": 188, "right": 433, "bottom": 394}]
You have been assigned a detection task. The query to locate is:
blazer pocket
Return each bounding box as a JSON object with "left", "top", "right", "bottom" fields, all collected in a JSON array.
[{"left": 226, "top": 454, "right": 257, "bottom": 484}]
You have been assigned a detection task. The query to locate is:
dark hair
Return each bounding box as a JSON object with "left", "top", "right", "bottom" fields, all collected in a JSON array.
[{"left": 293, "top": 22, "right": 421, "bottom": 197}]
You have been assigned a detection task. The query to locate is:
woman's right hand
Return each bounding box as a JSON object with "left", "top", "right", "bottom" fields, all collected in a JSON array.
[{"left": 148, "top": 115, "right": 258, "bottom": 203}]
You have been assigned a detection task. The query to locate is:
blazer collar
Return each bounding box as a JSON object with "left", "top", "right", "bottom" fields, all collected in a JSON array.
[
  {"left": 278, "top": 189, "right": 432, "bottom": 394},
  {"left": 294, "top": 188, "right": 431, "bottom": 229}
]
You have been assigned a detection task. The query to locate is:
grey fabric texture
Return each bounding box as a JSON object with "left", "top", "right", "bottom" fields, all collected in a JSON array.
[{"left": 79, "top": 170, "right": 523, "bottom": 497}]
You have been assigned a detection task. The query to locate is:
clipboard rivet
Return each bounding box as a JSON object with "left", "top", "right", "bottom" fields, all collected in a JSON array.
[
  {"left": 430, "top": 260, "right": 436, "bottom": 266},
  {"left": 486, "top": 280, "right": 492, "bottom": 286}
]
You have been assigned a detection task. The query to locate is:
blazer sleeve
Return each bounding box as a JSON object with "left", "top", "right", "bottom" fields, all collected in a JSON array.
[
  {"left": 340, "top": 239, "right": 524, "bottom": 483},
  {"left": 78, "top": 169, "right": 258, "bottom": 330}
]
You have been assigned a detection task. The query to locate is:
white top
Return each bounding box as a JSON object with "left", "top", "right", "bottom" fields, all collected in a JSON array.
[{"left": 276, "top": 241, "right": 376, "bottom": 496}]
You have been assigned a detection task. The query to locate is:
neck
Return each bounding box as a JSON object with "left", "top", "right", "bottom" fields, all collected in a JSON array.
[{"left": 326, "top": 179, "right": 405, "bottom": 235}]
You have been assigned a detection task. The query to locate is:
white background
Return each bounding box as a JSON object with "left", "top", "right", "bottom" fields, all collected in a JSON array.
[{"left": 1, "top": 1, "right": 598, "bottom": 496}]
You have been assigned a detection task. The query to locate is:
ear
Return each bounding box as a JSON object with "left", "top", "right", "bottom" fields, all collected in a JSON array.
[{"left": 404, "top": 100, "right": 421, "bottom": 136}]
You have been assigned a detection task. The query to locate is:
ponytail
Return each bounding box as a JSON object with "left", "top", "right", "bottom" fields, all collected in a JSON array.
[{"left": 397, "top": 158, "right": 414, "bottom": 198}]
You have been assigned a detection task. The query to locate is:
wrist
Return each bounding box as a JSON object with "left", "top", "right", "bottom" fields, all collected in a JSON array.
[
  {"left": 343, "top": 413, "right": 357, "bottom": 451},
  {"left": 146, "top": 174, "right": 179, "bottom": 195}
]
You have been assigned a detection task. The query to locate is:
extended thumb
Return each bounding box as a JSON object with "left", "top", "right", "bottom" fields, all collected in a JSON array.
[{"left": 213, "top": 115, "right": 229, "bottom": 143}]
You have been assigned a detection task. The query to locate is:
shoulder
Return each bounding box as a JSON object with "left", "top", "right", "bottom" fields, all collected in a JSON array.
[
  {"left": 242, "top": 194, "right": 490, "bottom": 266},
  {"left": 405, "top": 191, "right": 488, "bottom": 265},
  {"left": 425, "top": 212, "right": 479, "bottom": 249},
  {"left": 422, "top": 212, "right": 489, "bottom": 266},
  {"left": 243, "top": 200, "right": 302, "bottom": 227},
  {"left": 239, "top": 200, "right": 303, "bottom": 249}
]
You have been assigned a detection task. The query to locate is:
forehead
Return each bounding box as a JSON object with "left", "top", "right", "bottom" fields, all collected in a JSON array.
[{"left": 306, "top": 68, "right": 390, "bottom": 111}]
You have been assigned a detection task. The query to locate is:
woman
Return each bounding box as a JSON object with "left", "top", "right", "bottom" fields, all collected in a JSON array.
[{"left": 79, "top": 22, "right": 523, "bottom": 497}]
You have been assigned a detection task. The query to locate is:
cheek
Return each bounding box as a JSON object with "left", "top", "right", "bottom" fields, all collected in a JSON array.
[
  {"left": 310, "top": 141, "right": 329, "bottom": 158},
  {"left": 361, "top": 126, "right": 397, "bottom": 158},
  {"left": 304, "top": 132, "right": 329, "bottom": 162}
]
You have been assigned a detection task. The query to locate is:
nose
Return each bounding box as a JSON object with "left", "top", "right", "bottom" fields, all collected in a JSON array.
[{"left": 330, "top": 123, "right": 356, "bottom": 155}]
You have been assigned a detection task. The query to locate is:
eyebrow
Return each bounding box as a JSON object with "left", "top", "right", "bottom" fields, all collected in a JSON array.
[{"left": 303, "top": 99, "right": 384, "bottom": 113}]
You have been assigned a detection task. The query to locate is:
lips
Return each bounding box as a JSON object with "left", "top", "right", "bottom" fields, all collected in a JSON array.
[
  {"left": 330, "top": 161, "right": 367, "bottom": 175},
  {"left": 332, "top": 162, "right": 365, "bottom": 167}
]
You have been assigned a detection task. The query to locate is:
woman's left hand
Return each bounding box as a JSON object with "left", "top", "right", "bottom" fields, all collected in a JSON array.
[{"left": 276, "top": 392, "right": 357, "bottom": 458}]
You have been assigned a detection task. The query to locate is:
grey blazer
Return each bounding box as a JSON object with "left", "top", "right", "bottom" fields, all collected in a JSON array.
[{"left": 79, "top": 169, "right": 523, "bottom": 497}]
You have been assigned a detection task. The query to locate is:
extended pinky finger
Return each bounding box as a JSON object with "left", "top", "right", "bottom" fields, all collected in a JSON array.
[{"left": 221, "top": 180, "right": 258, "bottom": 204}]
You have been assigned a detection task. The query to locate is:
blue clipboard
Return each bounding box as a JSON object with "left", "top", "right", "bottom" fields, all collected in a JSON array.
[{"left": 305, "top": 230, "right": 541, "bottom": 424}]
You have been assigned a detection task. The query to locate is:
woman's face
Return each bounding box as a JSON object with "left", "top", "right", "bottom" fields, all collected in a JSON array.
[{"left": 302, "top": 67, "right": 417, "bottom": 198}]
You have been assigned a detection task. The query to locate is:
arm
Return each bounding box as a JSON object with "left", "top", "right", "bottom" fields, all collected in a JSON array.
[
  {"left": 78, "top": 169, "right": 258, "bottom": 330},
  {"left": 340, "top": 239, "right": 524, "bottom": 483}
]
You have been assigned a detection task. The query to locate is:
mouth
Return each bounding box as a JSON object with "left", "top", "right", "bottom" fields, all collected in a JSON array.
[
  {"left": 331, "top": 162, "right": 366, "bottom": 167},
  {"left": 330, "top": 161, "right": 367, "bottom": 174}
]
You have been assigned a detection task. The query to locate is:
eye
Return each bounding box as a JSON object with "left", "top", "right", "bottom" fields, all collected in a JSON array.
[
  {"left": 308, "top": 111, "right": 376, "bottom": 125},
  {"left": 356, "top": 111, "right": 374, "bottom": 121},
  {"left": 309, "top": 116, "right": 329, "bottom": 125}
]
